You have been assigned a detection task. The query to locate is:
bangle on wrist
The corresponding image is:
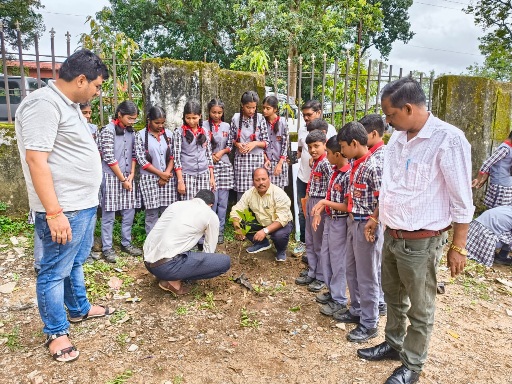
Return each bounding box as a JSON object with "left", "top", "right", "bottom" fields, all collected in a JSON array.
[
  {"left": 46, "top": 208, "right": 63, "bottom": 220},
  {"left": 368, "top": 216, "right": 379, "bottom": 224},
  {"left": 178, "top": 179, "right": 184, "bottom": 184},
  {"left": 46, "top": 207, "right": 62, "bottom": 216}
]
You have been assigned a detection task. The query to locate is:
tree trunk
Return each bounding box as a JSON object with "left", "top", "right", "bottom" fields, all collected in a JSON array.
[{"left": 288, "top": 44, "right": 298, "bottom": 101}]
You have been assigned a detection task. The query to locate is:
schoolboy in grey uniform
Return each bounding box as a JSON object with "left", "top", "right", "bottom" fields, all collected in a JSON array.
[
  {"left": 295, "top": 129, "right": 332, "bottom": 292},
  {"left": 311, "top": 136, "right": 351, "bottom": 317},
  {"left": 360, "top": 114, "right": 387, "bottom": 315},
  {"left": 99, "top": 101, "right": 142, "bottom": 263},
  {"left": 335, "top": 121, "right": 382, "bottom": 343}
]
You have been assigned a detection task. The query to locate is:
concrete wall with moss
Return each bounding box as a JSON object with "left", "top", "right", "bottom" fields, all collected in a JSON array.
[
  {"left": 141, "top": 59, "right": 265, "bottom": 129},
  {"left": 432, "top": 75, "right": 512, "bottom": 209},
  {"left": 0, "top": 123, "right": 28, "bottom": 216}
]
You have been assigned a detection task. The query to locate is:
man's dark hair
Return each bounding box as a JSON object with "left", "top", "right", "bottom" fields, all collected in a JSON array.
[
  {"left": 59, "top": 49, "right": 109, "bottom": 82},
  {"left": 252, "top": 167, "right": 270, "bottom": 180},
  {"left": 306, "top": 129, "right": 326, "bottom": 145},
  {"left": 381, "top": 76, "right": 426, "bottom": 108},
  {"left": 326, "top": 136, "right": 341, "bottom": 153},
  {"left": 302, "top": 99, "right": 321, "bottom": 112},
  {"left": 307, "top": 118, "right": 329, "bottom": 133},
  {"left": 337, "top": 121, "right": 368, "bottom": 146},
  {"left": 359, "top": 114, "right": 385, "bottom": 136},
  {"left": 195, "top": 189, "right": 215, "bottom": 205}
]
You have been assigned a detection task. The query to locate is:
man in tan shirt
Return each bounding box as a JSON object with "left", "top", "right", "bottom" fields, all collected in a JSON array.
[{"left": 230, "top": 168, "right": 293, "bottom": 261}]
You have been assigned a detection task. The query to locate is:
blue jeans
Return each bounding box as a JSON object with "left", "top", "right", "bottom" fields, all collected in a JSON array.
[{"left": 35, "top": 207, "right": 96, "bottom": 336}]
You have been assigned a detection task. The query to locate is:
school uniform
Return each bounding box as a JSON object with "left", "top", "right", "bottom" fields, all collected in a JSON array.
[
  {"left": 305, "top": 153, "right": 333, "bottom": 282},
  {"left": 135, "top": 127, "right": 177, "bottom": 234},
  {"left": 227, "top": 113, "right": 269, "bottom": 195},
  {"left": 174, "top": 125, "right": 214, "bottom": 201},
  {"left": 479, "top": 140, "right": 512, "bottom": 208},
  {"left": 344, "top": 151, "right": 382, "bottom": 330},
  {"left": 99, "top": 121, "right": 140, "bottom": 251},
  {"left": 203, "top": 120, "right": 234, "bottom": 234},
  {"left": 369, "top": 141, "right": 386, "bottom": 309},
  {"left": 320, "top": 164, "right": 351, "bottom": 305},
  {"left": 265, "top": 117, "right": 289, "bottom": 188}
]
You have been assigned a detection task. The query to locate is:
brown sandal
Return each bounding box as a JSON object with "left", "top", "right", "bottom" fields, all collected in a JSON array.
[{"left": 158, "top": 281, "right": 190, "bottom": 295}]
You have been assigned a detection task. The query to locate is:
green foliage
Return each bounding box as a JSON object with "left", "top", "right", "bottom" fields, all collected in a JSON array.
[
  {"left": 198, "top": 291, "right": 216, "bottom": 311},
  {"left": 239, "top": 307, "right": 261, "bottom": 328},
  {"left": 0, "top": 202, "right": 32, "bottom": 239},
  {"left": 83, "top": 260, "right": 134, "bottom": 301},
  {"left": 0, "top": 326, "right": 21, "bottom": 351},
  {"left": 464, "top": 1, "right": 512, "bottom": 82},
  {"left": 175, "top": 306, "right": 189, "bottom": 316},
  {"left": 106, "top": 370, "right": 133, "bottom": 384},
  {"left": 80, "top": 13, "right": 144, "bottom": 124},
  {"left": 131, "top": 211, "right": 146, "bottom": 247},
  {"left": 0, "top": 0, "right": 44, "bottom": 49}
]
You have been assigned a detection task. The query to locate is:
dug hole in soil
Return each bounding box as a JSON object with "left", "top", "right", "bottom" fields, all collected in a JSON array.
[{"left": 1, "top": 236, "right": 512, "bottom": 384}]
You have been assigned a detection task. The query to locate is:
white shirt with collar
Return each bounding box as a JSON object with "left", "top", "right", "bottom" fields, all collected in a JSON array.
[
  {"left": 380, "top": 113, "right": 474, "bottom": 231},
  {"left": 143, "top": 198, "right": 219, "bottom": 263},
  {"left": 297, "top": 123, "right": 337, "bottom": 182}
]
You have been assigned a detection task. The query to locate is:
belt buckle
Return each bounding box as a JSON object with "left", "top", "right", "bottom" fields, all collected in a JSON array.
[{"left": 396, "top": 230, "right": 404, "bottom": 239}]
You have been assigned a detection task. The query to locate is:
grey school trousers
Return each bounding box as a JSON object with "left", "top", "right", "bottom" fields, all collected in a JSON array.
[
  {"left": 320, "top": 216, "right": 348, "bottom": 305},
  {"left": 145, "top": 206, "right": 167, "bottom": 235},
  {"left": 382, "top": 229, "right": 446, "bottom": 373},
  {"left": 306, "top": 197, "right": 326, "bottom": 281},
  {"left": 346, "top": 216, "right": 380, "bottom": 329},
  {"left": 101, "top": 208, "right": 135, "bottom": 250}
]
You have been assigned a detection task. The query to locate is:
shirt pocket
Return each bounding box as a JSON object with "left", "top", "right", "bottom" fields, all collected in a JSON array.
[
  {"left": 353, "top": 183, "right": 367, "bottom": 199},
  {"left": 405, "top": 162, "right": 431, "bottom": 191}
]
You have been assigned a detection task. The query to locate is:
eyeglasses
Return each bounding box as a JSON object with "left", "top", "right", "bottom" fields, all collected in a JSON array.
[{"left": 126, "top": 117, "right": 138, "bottom": 123}]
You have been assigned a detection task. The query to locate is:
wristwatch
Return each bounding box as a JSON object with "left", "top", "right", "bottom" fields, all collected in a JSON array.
[
  {"left": 263, "top": 227, "right": 269, "bottom": 235},
  {"left": 449, "top": 243, "right": 468, "bottom": 256}
]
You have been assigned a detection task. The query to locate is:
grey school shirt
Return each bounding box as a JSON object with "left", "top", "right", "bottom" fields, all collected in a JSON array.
[{"left": 15, "top": 80, "right": 102, "bottom": 212}]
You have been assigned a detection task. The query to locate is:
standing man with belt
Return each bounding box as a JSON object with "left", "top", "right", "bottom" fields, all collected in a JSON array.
[{"left": 358, "top": 77, "right": 474, "bottom": 384}]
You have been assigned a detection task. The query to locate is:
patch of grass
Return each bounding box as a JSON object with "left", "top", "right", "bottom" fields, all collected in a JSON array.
[
  {"left": 1, "top": 326, "right": 21, "bottom": 351},
  {"left": 110, "top": 309, "right": 128, "bottom": 324},
  {"left": 106, "top": 370, "right": 133, "bottom": 384},
  {"left": 223, "top": 221, "right": 235, "bottom": 242},
  {"left": 240, "top": 307, "right": 261, "bottom": 328},
  {"left": 116, "top": 333, "right": 129, "bottom": 347},
  {"left": 175, "top": 306, "right": 188, "bottom": 316},
  {"left": 198, "top": 291, "right": 216, "bottom": 311},
  {"left": 458, "top": 260, "right": 493, "bottom": 301},
  {"left": 83, "top": 260, "right": 135, "bottom": 301},
  {"left": 173, "top": 376, "right": 184, "bottom": 384}
]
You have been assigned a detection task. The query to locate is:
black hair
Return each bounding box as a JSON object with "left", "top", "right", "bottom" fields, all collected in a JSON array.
[
  {"left": 305, "top": 130, "right": 326, "bottom": 145},
  {"left": 183, "top": 100, "right": 206, "bottom": 146},
  {"left": 79, "top": 102, "right": 91, "bottom": 110},
  {"left": 262, "top": 95, "right": 280, "bottom": 134},
  {"left": 508, "top": 131, "right": 512, "bottom": 140},
  {"left": 144, "top": 106, "right": 170, "bottom": 165},
  {"left": 359, "top": 114, "right": 385, "bottom": 136},
  {"left": 307, "top": 118, "right": 329, "bottom": 133},
  {"left": 59, "top": 49, "right": 109, "bottom": 82},
  {"left": 239, "top": 91, "right": 259, "bottom": 139},
  {"left": 195, "top": 189, "right": 215, "bottom": 205},
  {"left": 326, "top": 136, "right": 341, "bottom": 153},
  {"left": 302, "top": 99, "right": 321, "bottom": 112},
  {"left": 337, "top": 121, "right": 368, "bottom": 146},
  {"left": 115, "top": 100, "right": 138, "bottom": 119},
  {"left": 207, "top": 98, "right": 225, "bottom": 149},
  {"left": 381, "top": 76, "right": 426, "bottom": 108},
  {"left": 252, "top": 167, "right": 270, "bottom": 180}
]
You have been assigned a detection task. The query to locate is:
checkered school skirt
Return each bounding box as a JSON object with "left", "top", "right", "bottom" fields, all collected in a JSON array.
[
  {"left": 139, "top": 173, "right": 178, "bottom": 210},
  {"left": 181, "top": 171, "right": 211, "bottom": 201},
  {"left": 467, "top": 220, "right": 498, "bottom": 267},
  {"left": 234, "top": 152, "right": 265, "bottom": 192},
  {"left": 101, "top": 173, "right": 140, "bottom": 212},
  {"left": 484, "top": 183, "right": 512, "bottom": 208},
  {"left": 269, "top": 159, "right": 289, "bottom": 189},
  {"left": 214, "top": 160, "right": 234, "bottom": 190}
]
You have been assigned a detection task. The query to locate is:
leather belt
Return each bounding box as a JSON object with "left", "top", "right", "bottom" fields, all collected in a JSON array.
[
  {"left": 144, "top": 258, "right": 172, "bottom": 268},
  {"left": 330, "top": 213, "right": 348, "bottom": 219},
  {"left": 387, "top": 226, "right": 451, "bottom": 240}
]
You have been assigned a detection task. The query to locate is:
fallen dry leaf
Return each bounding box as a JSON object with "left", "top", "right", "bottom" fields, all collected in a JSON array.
[
  {"left": 447, "top": 330, "right": 460, "bottom": 339},
  {"left": 0, "top": 282, "right": 16, "bottom": 294}
]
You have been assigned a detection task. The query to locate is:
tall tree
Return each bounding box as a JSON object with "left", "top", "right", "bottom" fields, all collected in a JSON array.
[
  {"left": 464, "top": 0, "right": 512, "bottom": 81},
  {"left": 97, "top": 0, "right": 240, "bottom": 68},
  {"left": 0, "top": 0, "right": 45, "bottom": 49},
  {"left": 360, "top": 0, "right": 414, "bottom": 58}
]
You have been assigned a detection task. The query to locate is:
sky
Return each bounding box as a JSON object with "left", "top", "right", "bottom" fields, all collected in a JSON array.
[{"left": 25, "top": 0, "right": 485, "bottom": 76}]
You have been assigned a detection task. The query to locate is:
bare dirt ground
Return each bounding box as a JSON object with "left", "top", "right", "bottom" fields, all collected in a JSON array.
[{"left": 1, "top": 236, "right": 512, "bottom": 384}]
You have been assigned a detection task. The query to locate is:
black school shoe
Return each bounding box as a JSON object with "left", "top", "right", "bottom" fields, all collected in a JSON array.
[
  {"left": 346, "top": 324, "right": 378, "bottom": 343},
  {"left": 357, "top": 341, "right": 401, "bottom": 361},
  {"left": 384, "top": 365, "right": 420, "bottom": 384}
]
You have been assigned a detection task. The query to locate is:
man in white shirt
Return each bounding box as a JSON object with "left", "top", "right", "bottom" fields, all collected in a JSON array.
[
  {"left": 357, "top": 77, "right": 474, "bottom": 384},
  {"left": 294, "top": 100, "right": 336, "bottom": 255},
  {"left": 143, "top": 190, "right": 231, "bottom": 295}
]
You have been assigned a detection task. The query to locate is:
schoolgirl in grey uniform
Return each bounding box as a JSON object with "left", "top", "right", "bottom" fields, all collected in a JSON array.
[
  {"left": 262, "top": 95, "right": 289, "bottom": 189},
  {"left": 203, "top": 99, "right": 234, "bottom": 244},
  {"left": 227, "top": 91, "right": 269, "bottom": 200},
  {"left": 174, "top": 100, "right": 216, "bottom": 201},
  {"left": 99, "top": 100, "right": 142, "bottom": 263},
  {"left": 135, "top": 106, "right": 177, "bottom": 234}
]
